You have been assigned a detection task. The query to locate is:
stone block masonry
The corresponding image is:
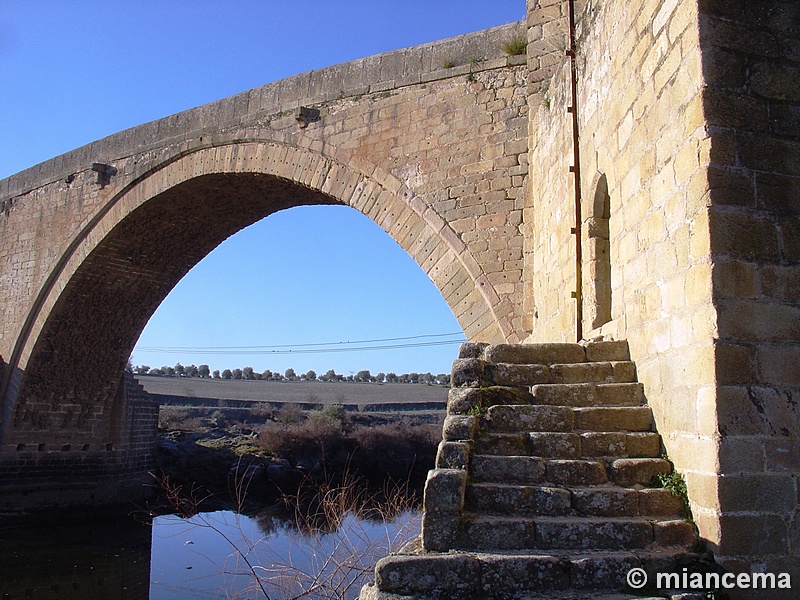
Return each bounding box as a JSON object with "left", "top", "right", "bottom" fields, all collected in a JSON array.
[
  {"left": 0, "top": 0, "right": 798, "bottom": 593},
  {"left": 521, "top": 0, "right": 799, "bottom": 589},
  {"left": 0, "top": 372, "right": 158, "bottom": 511},
  {"left": 700, "top": 0, "right": 800, "bottom": 585},
  {"left": 362, "top": 340, "right": 702, "bottom": 599}
]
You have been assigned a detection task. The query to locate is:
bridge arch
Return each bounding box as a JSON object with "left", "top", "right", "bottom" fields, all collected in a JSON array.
[{"left": 4, "top": 141, "right": 505, "bottom": 449}]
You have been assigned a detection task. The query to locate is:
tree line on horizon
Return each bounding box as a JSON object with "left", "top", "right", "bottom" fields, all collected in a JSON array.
[{"left": 130, "top": 362, "right": 451, "bottom": 386}]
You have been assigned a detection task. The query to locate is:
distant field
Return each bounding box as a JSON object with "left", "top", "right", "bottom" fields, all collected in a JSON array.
[{"left": 136, "top": 376, "right": 448, "bottom": 405}]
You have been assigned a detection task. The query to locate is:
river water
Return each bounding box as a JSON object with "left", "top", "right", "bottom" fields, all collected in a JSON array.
[{"left": 0, "top": 508, "right": 420, "bottom": 600}]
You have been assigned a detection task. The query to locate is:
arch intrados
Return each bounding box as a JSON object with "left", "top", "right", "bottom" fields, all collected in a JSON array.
[{"left": 5, "top": 142, "right": 500, "bottom": 435}]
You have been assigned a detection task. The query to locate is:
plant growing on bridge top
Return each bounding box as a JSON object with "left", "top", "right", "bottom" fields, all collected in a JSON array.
[{"left": 501, "top": 35, "right": 527, "bottom": 56}]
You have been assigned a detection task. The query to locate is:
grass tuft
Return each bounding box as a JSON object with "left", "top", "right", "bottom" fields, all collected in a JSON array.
[{"left": 501, "top": 36, "right": 527, "bottom": 56}]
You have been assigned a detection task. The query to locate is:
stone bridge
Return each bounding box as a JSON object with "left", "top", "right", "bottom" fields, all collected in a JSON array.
[
  {"left": 0, "top": 21, "right": 529, "bottom": 507},
  {"left": 1, "top": 0, "right": 799, "bottom": 593}
]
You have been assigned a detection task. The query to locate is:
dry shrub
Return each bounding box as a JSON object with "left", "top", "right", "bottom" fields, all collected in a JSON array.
[
  {"left": 256, "top": 419, "right": 350, "bottom": 465},
  {"left": 255, "top": 418, "right": 439, "bottom": 496},
  {"left": 159, "top": 407, "right": 205, "bottom": 431},
  {"left": 249, "top": 402, "right": 273, "bottom": 421},
  {"left": 276, "top": 403, "right": 304, "bottom": 425}
]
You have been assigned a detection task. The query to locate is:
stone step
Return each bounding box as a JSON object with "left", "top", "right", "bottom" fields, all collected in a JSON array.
[
  {"left": 475, "top": 432, "right": 662, "bottom": 459},
  {"left": 487, "top": 405, "right": 575, "bottom": 432},
  {"left": 447, "top": 385, "right": 532, "bottom": 415},
  {"left": 471, "top": 455, "right": 608, "bottom": 485},
  {"left": 471, "top": 454, "right": 546, "bottom": 484},
  {"left": 471, "top": 455, "right": 673, "bottom": 488},
  {"left": 486, "top": 405, "right": 654, "bottom": 433},
  {"left": 610, "top": 458, "right": 673, "bottom": 487},
  {"left": 475, "top": 432, "right": 535, "bottom": 456},
  {"left": 483, "top": 342, "right": 588, "bottom": 365},
  {"left": 550, "top": 361, "right": 637, "bottom": 384},
  {"left": 574, "top": 407, "right": 654, "bottom": 432},
  {"left": 580, "top": 432, "right": 662, "bottom": 458},
  {"left": 465, "top": 483, "right": 572, "bottom": 516},
  {"left": 529, "top": 432, "right": 582, "bottom": 458},
  {"left": 532, "top": 382, "right": 645, "bottom": 407},
  {"left": 480, "top": 340, "right": 631, "bottom": 365},
  {"left": 465, "top": 484, "right": 685, "bottom": 519},
  {"left": 570, "top": 487, "right": 670, "bottom": 518},
  {"left": 366, "top": 541, "right": 703, "bottom": 600},
  {"left": 485, "top": 360, "right": 639, "bottom": 387},
  {"left": 546, "top": 459, "right": 610, "bottom": 486},
  {"left": 451, "top": 514, "right": 661, "bottom": 552}
]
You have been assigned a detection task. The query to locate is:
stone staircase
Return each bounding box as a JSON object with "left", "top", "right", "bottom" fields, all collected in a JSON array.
[{"left": 361, "top": 341, "right": 704, "bottom": 600}]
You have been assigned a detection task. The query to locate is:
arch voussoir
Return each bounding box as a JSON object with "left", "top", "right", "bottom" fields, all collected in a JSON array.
[{"left": 8, "top": 141, "right": 506, "bottom": 425}]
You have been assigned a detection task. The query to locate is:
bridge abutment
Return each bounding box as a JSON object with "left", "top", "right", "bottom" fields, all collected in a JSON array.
[{"left": 0, "top": 373, "right": 158, "bottom": 513}]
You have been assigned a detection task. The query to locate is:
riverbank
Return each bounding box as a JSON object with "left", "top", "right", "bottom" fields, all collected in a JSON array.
[{"left": 151, "top": 403, "right": 441, "bottom": 518}]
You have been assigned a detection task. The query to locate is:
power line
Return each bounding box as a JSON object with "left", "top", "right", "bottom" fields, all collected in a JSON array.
[
  {"left": 134, "top": 332, "right": 467, "bottom": 355},
  {"left": 134, "top": 339, "right": 465, "bottom": 355},
  {"left": 136, "top": 331, "right": 465, "bottom": 351}
]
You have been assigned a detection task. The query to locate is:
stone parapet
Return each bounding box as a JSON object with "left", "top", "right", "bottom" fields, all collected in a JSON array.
[{"left": 0, "top": 22, "right": 526, "bottom": 202}]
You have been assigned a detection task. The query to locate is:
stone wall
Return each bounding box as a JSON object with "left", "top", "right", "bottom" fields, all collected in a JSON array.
[
  {"left": 0, "top": 373, "right": 158, "bottom": 511},
  {"left": 524, "top": 0, "right": 799, "bottom": 583},
  {"left": 700, "top": 0, "right": 800, "bottom": 580},
  {"left": 526, "top": 0, "right": 714, "bottom": 497}
]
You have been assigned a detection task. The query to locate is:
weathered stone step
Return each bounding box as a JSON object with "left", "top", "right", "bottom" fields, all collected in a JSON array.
[
  {"left": 575, "top": 407, "right": 654, "bottom": 431},
  {"left": 369, "top": 547, "right": 697, "bottom": 599},
  {"left": 471, "top": 454, "right": 546, "bottom": 484},
  {"left": 529, "top": 432, "right": 582, "bottom": 458},
  {"left": 480, "top": 340, "right": 631, "bottom": 365},
  {"left": 475, "top": 431, "right": 662, "bottom": 459},
  {"left": 471, "top": 455, "right": 672, "bottom": 487},
  {"left": 486, "top": 405, "right": 654, "bottom": 433},
  {"left": 482, "top": 360, "right": 638, "bottom": 387},
  {"left": 465, "top": 482, "right": 572, "bottom": 516},
  {"left": 451, "top": 514, "right": 661, "bottom": 551},
  {"left": 580, "top": 432, "right": 662, "bottom": 458},
  {"left": 465, "top": 484, "right": 685, "bottom": 518},
  {"left": 549, "top": 361, "right": 637, "bottom": 384},
  {"left": 610, "top": 458, "right": 673, "bottom": 487},
  {"left": 447, "top": 385, "right": 531, "bottom": 415},
  {"left": 547, "top": 458, "right": 609, "bottom": 486},
  {"left": 471, "top": 455, "right": 608, "bottom": 485},
  {"left": 483, "top": 342, "right": 588, "bottom": 365},
  {"left": 532, "top": 382, "right": 645, "bottom": 407},
  {"left": 487, "top": 405, "right": 575, "bottom": 432},
  {"left": 571, "top": 486, "right": 686, "bottom": 518}
]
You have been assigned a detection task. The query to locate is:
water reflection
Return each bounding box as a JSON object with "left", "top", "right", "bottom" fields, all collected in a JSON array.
[
  {"left": 150, "top": 509, "right": 420, "bottom": 600},
  {"left": 0, "top": 512, "right": 152, "bottom": 600},
  {"left": 0, "top": 507, "right": 419, "bottom": 600}
]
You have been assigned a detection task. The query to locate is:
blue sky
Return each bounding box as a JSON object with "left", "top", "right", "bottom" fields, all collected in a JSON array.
[{"left": 1, "top": 1, "right": 524, "bottom": 376}]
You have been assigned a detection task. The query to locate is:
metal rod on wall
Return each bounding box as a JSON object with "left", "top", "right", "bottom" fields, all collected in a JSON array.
[{"left": 567, "top": 0, "right": 583, "bottom": 342}]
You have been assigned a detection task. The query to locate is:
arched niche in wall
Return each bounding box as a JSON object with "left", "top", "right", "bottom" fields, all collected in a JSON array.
[{"left": 584, "top": 173, "right": 611, "bottom": 331}]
